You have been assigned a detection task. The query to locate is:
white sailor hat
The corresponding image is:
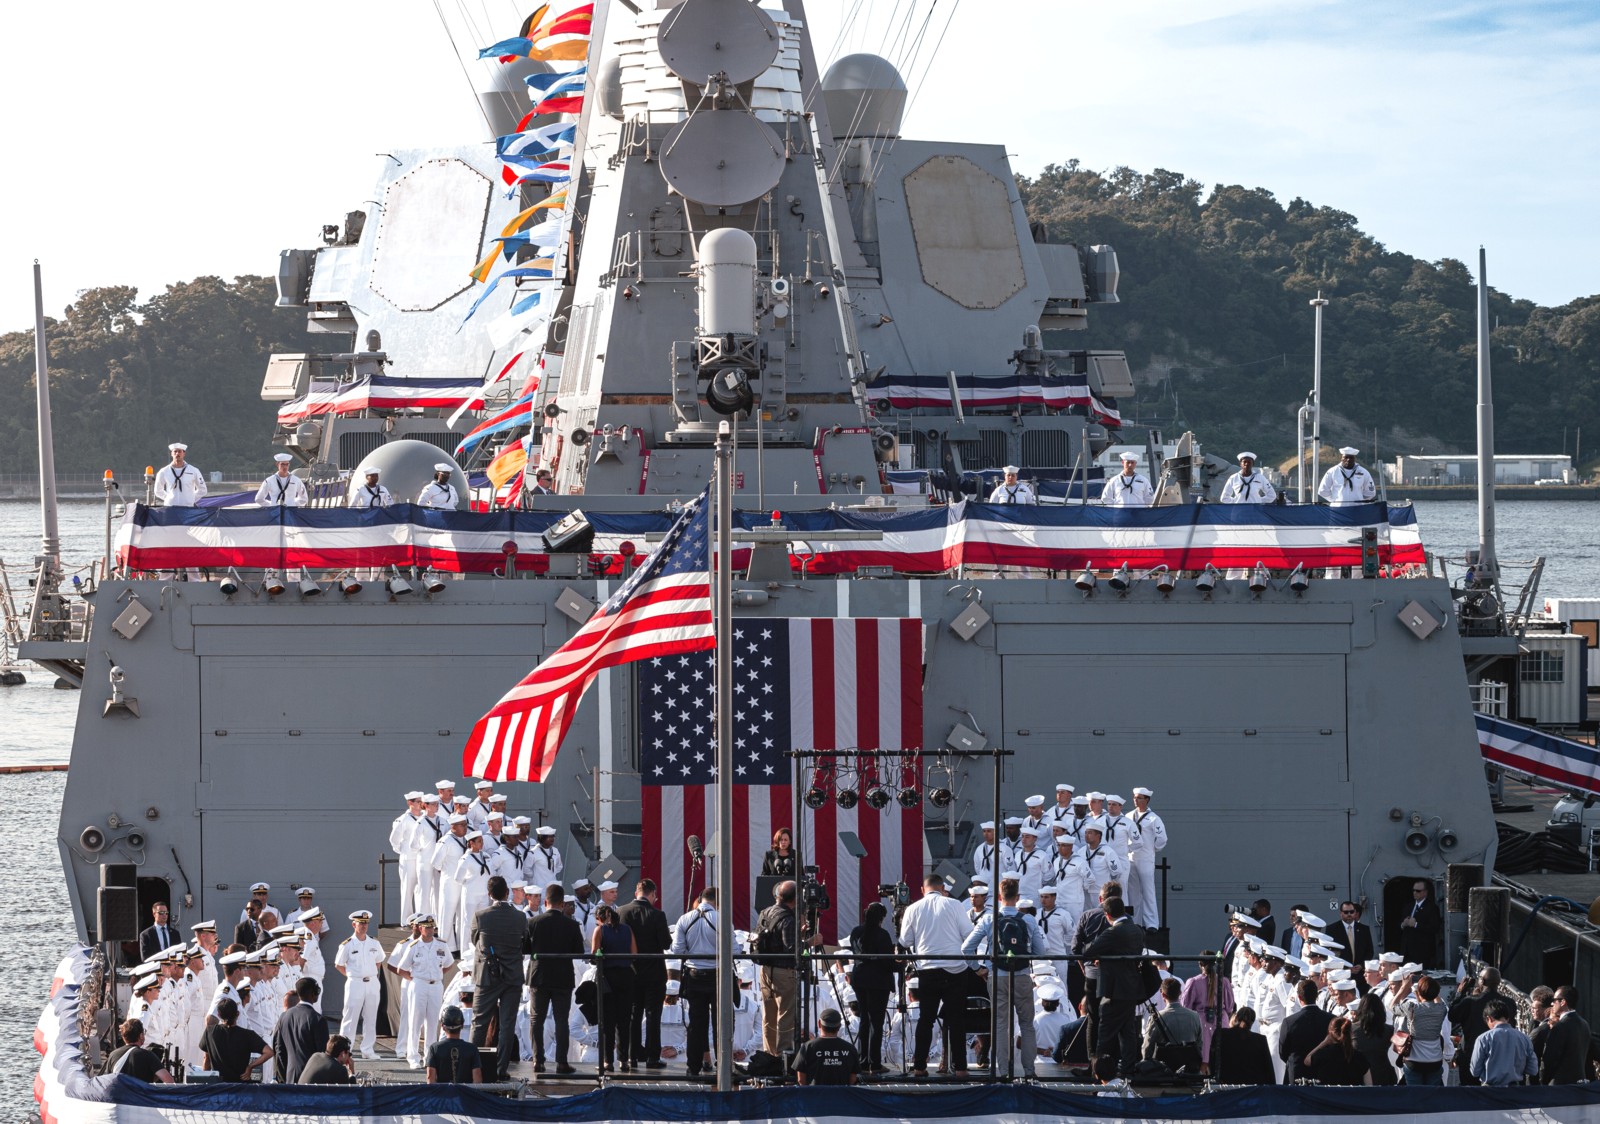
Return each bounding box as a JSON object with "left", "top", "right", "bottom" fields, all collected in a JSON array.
[
  {"left": 1237, "top": 451, "right": 1258, "bottom": 461},
  {"left": 405, "top": 790, "right": 425, "bottom": 801},
  {"left": 1334, "top": 978, "right": 1358, "bottom": 992},
  {"left": 969, "top": 876, "right": 989, "bottom": 887},
  {"left": 665, "top": 980, "right": 682, "bottom": 995},
  {"left": 1106, "top": 794, "right": 1126, "bottom": 805},
  {"left": 486, "top": 811, "right": 504, "bottom": 822},
  {"left": 436, "top": 779, "right": 454, "bottom": 789},
  {"left": 435, "top": 462, "right": 454, "bottom": 474},
  {"left": 1003, "top": 816, "right": 1024, "bottom": 826},
  {"left": 162, "top": 947, "right": 187, "bottom": 963},
  {"left": 1338, "top": 446, "right": 1360, "bottom": 457},
  {"left": 185, "top": 943, "right": 205, "bottom": 958},
  {"left": 263, "top": 948, "right": 282, "bottom": 964},
  {"left": 269, "top": 924, "right": 297, "bottom": 937},
  {"left": 448, "top": 813, "right": 469, "bottom": 825},
  {"left": 249, "top": 882, "right": 270, "bottom": 893},
  {"left": 298, "top": 907, "right": 323, "bottom": 921},
  {"left": 236, "top": 980, "right": 253, "bottom": 993},
  {"left": 167, "top": 442, "right": 187, "bottom": 452},
  {"left": 536, "top": 826, "right": 557, "bottom": 836},
  {"left": 1143, "top": 948, "right": 1167, "bottom": 960},
  {"left": 1119, "top": 451, "right": 1139, "bottom": 462},
  {"left": 1055, "top": 835, "right": 1074, "bottom": 847},
  {"left": 1285, "top": 956, "right": 1309, "bottom": 973},
  {"left": 490, "top": 793, "right": 507, "bottom": 802},
  {"left": 464, "top": 830, "right": 484, "bottom": 842},
  {"left": 190, "top": 920, "right": 216, "bottom": 932},
  {"left": 1016, "top": 898, "right": 1035, "bottom": 910},
  {"left": 1364, "top": 959, "right": 1382, "bottom": 972},
  {"left": 416, "top": 914, "right": 436, "bottom": 926},
  {"left": 1039, "top": 885, "right": 1058, "bottom": 896},
  {"left": 1397, "top": 962, "right": 1422, "bottom": 977},
  {"left": 502, "top": 823, "right": 521, "bottom": 836},
  {"left": 1263, "top": 945, "right": 1288, "bottom": 960},
  {"left": 244, "top": 951, "right": 264, "bottom": 965},
  {"left": 1327, "top": 969, "right": 1352, "bottom": 982},
  {"left": 1317, "top": 935, "right": 1345, "bottom": 949},
  {"left": 526, "top": 885, "right": 543, "bottom": 899},
  {"left": 1380, "top": 951, "right": 1404, "bottom": 964},
  {"left": 1056, "top": 783, "right": 1074, "bottom": 793},
  {"left": 572, "top": 877, "right": 592, "bottom": 889},
  {"left": 1025, "top": 794, "right": 1045, "bottom": 807},
  {"left": 597, "top": 880, "right": 619, "bottom": 892},
  {"left": 1080, "top": 816, "right": 1105, "bottom": 834},
  {"left": 1132, "top": 786, "right": 1153, "bottom": 798},
  {"left": 349, "top": 910, "right": 372, "bottom": 922},
  {"left": 1297, "top": 911, "right": 1326, "bottom": 928},
  {"left": 1324, "top": 956, "right": 1352, "bottom": 970},
  {"left": 1072, "top": 793, "right": 1089, "bottom": 805},
  {"left": 134, "top": 974, "right": 160, "bottom": 991},
  {"left": 665, "top": 958, "right": 682, "bottom": 972},
  {"left": 1245, "top": 936, "right": 1265, "bottom": 953},
  {"left": 1020, "top": 825, "right": 1041, "bottom": 837},
  {"left": 473, "top": 780, "right": 493, "bottom": 790},
  {"left": 1231, "top": 912, "right": 1259, "bottom": 927},
  {"left": 1304, "top": 945, "right": 1330, "bottom": 959},
  {"left": 364, "top": 466, "right": 381, "bottom": 476},
  {"left": 422, "top": 794, "right": 440, "bottom": 804},
  {"left": 1002, "top": 465, "right": 1019, "bottom": 475},
  {"left": 1038, "top": 981, "right": 1066, "bottom": 1001},
  {"left": 979, "top": 820, "right": 996, "bottom": 831},
  {"left": 453, "top": 795, "right": 471, "bottom": 805},
  {"left": 906, "top": 976, "right": 921, "bottom": 989},
  {"left": 1086, "top": 791, "right": 1106, "bottom": 802},
  {"left": 133, "top": 959, "right": 161, "bottom": 976}
]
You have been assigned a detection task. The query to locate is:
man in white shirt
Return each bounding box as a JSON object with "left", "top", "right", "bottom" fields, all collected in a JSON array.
[
  {"left": 988, "top": 465, "right": 1037, "bottom": 504},
  {"left": 350, "top": 467, "right": 393, "bottom": 508},
  {"left": 389, "top": 792, "right": 426, "bottom": 918},
  {"left": 153, "top": 443, "right": 207, "bottom": 507},
  {"left": 896, "top": 874, "right": 974, "bottom": 1076},
  {"left": 417, "top": 463, "right": 460, "bottom": 509},
  {"left": 1126, "top": 787, "right": 1168, "bottom": 936},
  {"left": 1219, "top": 452, "right": 1277, "bottom": 504},
  {"left": 1318, "top": 447, "right": 1377, "bottom": 506},
  {"left": 254, "top": 453, "right": 309, "bottom": 507},
  {"left": 1101, "top": 452, "right": 1154, "bottom": 507}
]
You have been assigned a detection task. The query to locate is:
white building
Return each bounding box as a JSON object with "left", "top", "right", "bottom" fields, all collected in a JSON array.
[{"left": 1387, "top": 454, "right": 1573, "bottom": 486}]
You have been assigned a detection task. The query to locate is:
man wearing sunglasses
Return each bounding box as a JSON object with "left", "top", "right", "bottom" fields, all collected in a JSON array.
[{"left": 1326, "top": 901, "right": 1375, "bottom": 964}]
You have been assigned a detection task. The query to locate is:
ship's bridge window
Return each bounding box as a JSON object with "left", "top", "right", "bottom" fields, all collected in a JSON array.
[{"left": 1519, "top": 650, "right": 1565, "bottom": 683}]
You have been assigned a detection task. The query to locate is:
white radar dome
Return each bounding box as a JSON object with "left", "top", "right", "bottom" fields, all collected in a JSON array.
[{"left": 821, "top": 53, "right": 907, "bottom": 142}]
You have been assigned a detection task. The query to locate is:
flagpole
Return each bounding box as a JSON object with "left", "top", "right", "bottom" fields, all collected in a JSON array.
[{"left": 714, "top": 419, "right": 735, "bottom": 1093}]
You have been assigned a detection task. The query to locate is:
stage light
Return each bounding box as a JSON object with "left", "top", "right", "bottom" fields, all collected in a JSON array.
[
  {"left": 423, "top": 569, "right": 446, "bottom": 594},
  {"left": 1153, "top": 566, "right": 1175, "bottom": 595},
  {"left": 339, "top": 573, "right": 363, "bottom": 596},
  {"left": 1288, "top": 564, "right": 1309, "bottom": 594},
  {"left": 897, "top": 785, "right": 922, "bottom": 809},
  {"left": 219, "top": 568, "right": 242, "bottom": 597},
  {"left": 804, "top": 785, "right": 830, "bottom": 810},
  {"left": 1195, "top": 565, "right": 1218, "bottom": 595},
  {"left": 387, "top": 567, "right": 414, "bottom": 597},
  {"left": 928, "top": 787, "right": 954, "bottom": 809},
  {"left": 298, "top": 575, "right": 322, "bottom": 598},
  {"left": 1249, "top": 563, "right": 1269, "bottom": 594},
  {"left": 836, "top": 786, "right": 858, "bottom": 810},
  {"left": 865, "top": 783, "right": 892, "bottom": 810},
  {"left": 1108, "top": 563, "right": 1130, "bottom": 593},
  {"left": 1074, "top": 567, "right": 1096, "bottom": 594},
  {"left": 263, "top": 570, "right": 286, "bottom": 597}
]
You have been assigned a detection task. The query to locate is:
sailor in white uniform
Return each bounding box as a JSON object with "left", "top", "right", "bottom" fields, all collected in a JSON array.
[
  {"left": 390, "top": 792, "right": 427, "bottom": 919},
  {"left": 417, "top": 463, "right": 459, "bottom": 509},
  {"left": 571, "top": 878, "right": 598, "bottom": 941},
  {"left": 1101, "top": 452, "right": 1154, "bottom": 507},
  {"left": 1318, "top": 447, "right": 1377, "bottom": 506},
  {"left": 971, "top": 820, "right": 1001, "bottom": 883},
  {"left": 431, "top": 815, "right": 471, "bottom": 950},
  {"left": 350, "top": 467, "right": 393, "bottom": 508},
  {"left": 1035, "top": 887, "right": 1075, "bottom": 983},
  {"left": 1078, "top": 818, "right": 1122, "bottom": 902},
  {"left": 254, "top": 453, "right": 309, "bottom": 507},
  {"left": 1101, "top": 795, "right": 1137, "bottom": 874},
  {"left": 466, "top": 780, "right": 494, "bottom": 831},
  {"left": 153, "top": 443, "right": 207, "bottom": 507},
  {"left": 1048, "top": 836, "right": 1091, "bottom": 923},
  {"left": 296, "top": 908, "right": 328, "bottom": 992},
  {"left": 1126, "top": 787, "right": 1168, "bottom": 936},
  {"left": 395, "top": 916, "right": 453, "bottom": 1069},
  {"left": 1046, "top": 784, "right": 1076, "bottom": 832},
  {"left": 1022, "top": 794, "right": 1048, "bottom": 835},
  {"left": 1011, "top": 825, "right": 1047, "bottom": 903},
  {"left": 413, "top": 796, "right": 445, "bottom": 920},
  {"left": 658, "top": 979, "right": 690, "bottom": 1064},
  {"left": 1219, "top": 452, "right": 1278, "bottom": 504},
  {"left": 454, "top": 832, "right": 495, "bottom": 941},
  {"left": 335, "top": 910, "right": 387, "bottom": 1058},
  {"left": 988, "top": 465, "right": 1037, "bottom": 504},
  {"left": 529, "top": 826, "right": 564, "bottom": 887}
]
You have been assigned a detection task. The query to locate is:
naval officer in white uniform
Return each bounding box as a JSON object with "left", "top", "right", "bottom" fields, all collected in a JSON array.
[
  {"left": 254, "top": 453, "right": 308, "bottom": 507},
  {"left": 1317, "top": 447, "right": 1377, "bottom": 506},
  {"left": 154, "top": 443, "right": 207, "bottom": 507},
  {"left": 1219, "top": 452, "right": 1278, "bottom": 504},
  {"left": 417, "top": 463, "right": 459, "bottom": 509},
  {"left": 335, "top": 910, "right": 386, "bottom": 1058},
  {"left": 988, "top": 465, "right": 1037, "bottom": 504},
  {"left": 1100, "top": 452, "right": 1154, "bottom": 507},
  {"left": 350, "top": 466, "right": 393, "bottom": 508}
]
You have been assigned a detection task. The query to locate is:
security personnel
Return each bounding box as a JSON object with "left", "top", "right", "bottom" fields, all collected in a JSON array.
[
  {"left": 1219, "top": 452, "right": 1278, "bottom": 503},
  {"left": 350, "top": 467, "right": 393, "bottom": 508},
  {"left": 396, "top": 915, "right": 453, "bottom": 1069},
  {"left": 154, "top": 443, "right": 207, "bottom": 507},
  {"left": 254, "top": 453, "right": 308, "bottom": 507},
  {"left": 417, "top": 463, "right": 459, "bottom": 509},
  {"left": 335, "top": 910, "right": 386, "bottom": 1058},
  {"left": 530, "top": 825, "right": 564, "bottom": 887},
  {"left": 528, "top": 468, "right": 555, "bottom": 496},
  {"left": 1126, "top": 787, "right": 1168, "bottom": 936},
  {"left": 390, "top": 792, "right": 426, "bottom": 919},
  {"left": 1101, "top": 452, "right": 1154, "bottom": 507},
  {"left": 1318, "top": 447, "right": 1377, "bottom": 506},
  {"left": 988, "top": 465, "right": 1037, "bottom": 504},
  {"left": 669, "top": 888, "right": 721, "bottom": 1076}
]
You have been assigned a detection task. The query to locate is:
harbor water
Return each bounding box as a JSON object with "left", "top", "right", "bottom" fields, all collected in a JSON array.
[{"left": 0, "top": 495, "right": 1597, "bottom": 1111}]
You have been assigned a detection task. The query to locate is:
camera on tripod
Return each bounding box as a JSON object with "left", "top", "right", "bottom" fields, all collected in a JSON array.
[
  {"left": 799, "top": 865, "right": 830, "bottom": 912},
  {"left": 877, "top": 880, "right": 910, "bottom": 907}
]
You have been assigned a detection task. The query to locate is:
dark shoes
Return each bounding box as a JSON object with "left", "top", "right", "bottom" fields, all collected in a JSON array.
[{"left": 556, "top": 1063, "right": 576, "bottom": 1075}]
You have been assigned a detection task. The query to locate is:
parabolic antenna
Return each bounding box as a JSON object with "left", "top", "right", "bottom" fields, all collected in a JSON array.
[
  {"left": 657, "top": 0, "right": 779, "bottom": 86},
  {"left": 659, "top": 111, "right": 784, "bottom": 207}
]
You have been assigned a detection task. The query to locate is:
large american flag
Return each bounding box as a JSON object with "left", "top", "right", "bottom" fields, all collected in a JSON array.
[
  {"left": 639, "top": 617, "right": 927, "bottom": 940},
  {"left": 463, "top": 488, "right": 714, "bottom": 782}
]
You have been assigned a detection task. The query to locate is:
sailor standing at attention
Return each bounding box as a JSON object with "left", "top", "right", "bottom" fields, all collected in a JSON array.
[
  {"left": 335, "top": 910, "right": 386, "bottom": 1059},
  {"left": 391, "top": 792, "right": 427, "bottom": 919},
  {"left": 417, "top": 463, "right": 459, "bottom": 509},
  {"left": 255, "top": 453, "right": 309, "bottom": 507},
  {"left": 530, "top": 826, "right": 564, "bottom": 887},
  {"left": 988, "top": 465, "right": 1037, "bottom": 504},
  {"left": 1100, "top": 452, "right": 1154, "bottom": 507},
  {"left": 1125, "top": 787, "right": 1167, "bottom": 936},
  {"left": 350, "top": 466, "right": 393, "bottom": 508},
  {"left": 1219, "top": 452, "right": 1278, "bottom": 504},
  {"left": 972, "top": 821, "right": 1000, "bottom": 882},
  {"left": 154, "top": 443, "right": 207, "bottom": 507},
  {"left": 1317, "top": 447, "right": 1378, "bottom": 506}
]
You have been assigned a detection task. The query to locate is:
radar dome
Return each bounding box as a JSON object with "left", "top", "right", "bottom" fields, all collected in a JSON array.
[
  {"left": 821, "top": 54, "right": 907, "bottom": 142},
  {"left": 349, "top": 440, "right": 468, "bottom": 510}
]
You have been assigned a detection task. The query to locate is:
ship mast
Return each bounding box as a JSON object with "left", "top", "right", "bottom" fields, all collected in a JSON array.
[
  {"left": 32, "top": 261, "right": 61, "bottom": 577},
  {"left": 1474, "top": 247, "right": 1498, "bottom": 584}
]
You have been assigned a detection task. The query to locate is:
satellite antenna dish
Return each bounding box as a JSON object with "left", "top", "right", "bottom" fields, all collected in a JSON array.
[
  {"left": 657, "top": 0, "right": 779, "bottom": 86},
  {"left": 659, "top": 111, "right": 785, "bottom": 206}
]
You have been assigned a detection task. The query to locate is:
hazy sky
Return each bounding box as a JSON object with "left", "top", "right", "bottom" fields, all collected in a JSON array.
[{"left": 2, "top": 0, "right": 1595, "bottom": 332}]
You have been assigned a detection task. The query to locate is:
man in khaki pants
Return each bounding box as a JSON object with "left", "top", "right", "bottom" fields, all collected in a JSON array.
[{"left": 754, "top": 881, "right": 820, "bottom": 1057}]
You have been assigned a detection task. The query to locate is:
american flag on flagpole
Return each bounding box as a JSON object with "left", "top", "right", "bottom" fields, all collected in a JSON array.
[
  {"left": 463, "top": 487, "right": 714, "bottom": 782},
  {"left": 640, "top": 617, "right": 926, "bottom": 940}
]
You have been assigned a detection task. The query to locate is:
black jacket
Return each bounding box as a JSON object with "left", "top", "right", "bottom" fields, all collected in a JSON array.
[
  {"left": 272, "top": 1002, "right": 327, "bottom": 1084},
  {"left": 231, "top": 920, "right": 261, "bottom": 951},
  {"left": 1084, "top": 916, "right": 1146, "bottom": 1000},
  {"left": 138, "top": 924, "right": 183, "bottom": 961},
  {"left": 471, "top": 901, "right": 532, "bottom": 987},
  {"left": 760, "top": 850, "right": 798, "bottom": 877},
  {"left": 1542, "top": 1012, "right": 1591, "bottom": 1084},
  {"left": 1399, "top": 900, "right": 1442, "bottom": 967},
  {"left": 527, "top": 907, "right": 585, "bottom": 990},
  {"left": 1278, "top": 1004, "right": 1333, "bottom": 1082},
  {"left": 754, "top": 903, "right": 800, "bottom": 967},
  {"left": 617, "top": 897, "right": 672, "bottom": 983},
  {"left": 1213, "top": 1026, "right": 1275, "bottom": 1085},
  {"left": 1325, "top": 920, "right": 1376, "bottom": 964},
  {"left": 847, "top": 922, "right": 897, "bottom": 992}
]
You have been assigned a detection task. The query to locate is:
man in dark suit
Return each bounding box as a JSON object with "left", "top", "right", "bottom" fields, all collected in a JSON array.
[
  {"left": 138, "top": 902, "right": 183, "bottom": 961},
  {"left": 272, "top": 978, "right": 329, "bottom": 1082},
  {"left": 618, "top": 878, "right": 672, "bottom": 1069},
  {"left": 1541, "top": 986, "right": 1591, "bottom": 1084},
  {"left": 1449, "top": 966, "right": 1502, "bottom": 1085},
  {"left": 1278, "top": 979, "right": 1333, "bottom": 1082},
  {"left": 1399, "top": 881, "right": 1441, "bottom": 969},
  {"left": 1084, "top": 897, "right": 1147, "bottom": 1079},
  {"left": 526, "top": 883, "right": 584, "bottom": 1074},
  {"left": 1250, "top": 899, "right": 1276, "bottom": 946},
  {"left": 1071, "top": 882, "right": 1122, "bottom": 1053},
  {"left": 1327, "top": 901, "right": 1376, "bottom": 964},
  {"left": 233, "top": 900, "right": 264, "bottom": 951},
  {"left": 470, "top": 875, "right": 532, "bottom": 1081}
]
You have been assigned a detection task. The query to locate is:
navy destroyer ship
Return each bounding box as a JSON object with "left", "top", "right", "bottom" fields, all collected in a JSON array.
[{"left": 23, "top": 0, "right": 1548, "bottom": 1119}]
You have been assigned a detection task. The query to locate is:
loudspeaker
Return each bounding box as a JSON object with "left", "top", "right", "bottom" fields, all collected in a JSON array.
[
  {"left": 97, "top": 886, "right": 140, "bottom": 942},
  {"left": 1446, "top": 863, "right": 1484, "bottom": 913},
  {"left": 101, "top": 863, "right": 137, "bottom": 888},
  {"left": 1468, "top": 886, "right": 1510, "bottom": 946}
]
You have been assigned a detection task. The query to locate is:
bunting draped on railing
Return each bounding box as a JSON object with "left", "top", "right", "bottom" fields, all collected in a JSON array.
[
  {"left": 116, "top": 501, "right": 1426, "bottom": 576},
  {"left": 867, "top": 370, "right": 1123, "bottom": 426},
  {"left": 276, "top": 376, "right": 487, "bottom": 425}
]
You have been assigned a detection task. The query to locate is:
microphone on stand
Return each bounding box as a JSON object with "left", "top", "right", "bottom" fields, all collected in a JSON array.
[{"left": 687, "top": 835, "right": 704, "bottom": 865}]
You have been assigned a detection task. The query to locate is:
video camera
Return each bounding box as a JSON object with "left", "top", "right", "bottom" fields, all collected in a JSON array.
[{"left": 800, "top": 866, "right": 830, "bottom": 913}]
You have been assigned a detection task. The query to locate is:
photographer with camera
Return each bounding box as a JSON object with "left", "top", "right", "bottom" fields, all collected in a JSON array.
[
  {"left": 102, "top": 1018, "right": 176, "bottom": 1084},
  {"left": 755, "top": 879, "right": 823, "bottom": 1061}
]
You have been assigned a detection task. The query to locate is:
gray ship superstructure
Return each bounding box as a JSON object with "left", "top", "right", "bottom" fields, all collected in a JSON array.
[{"left": 32, "top": 0, "right": 1493, "bottom": 1048}]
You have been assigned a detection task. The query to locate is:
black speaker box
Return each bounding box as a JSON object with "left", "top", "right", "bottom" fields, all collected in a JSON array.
[
  {"left": 1468, "top": 886, "right": 1510, "bottom": 946},
  {"left": 1446, "top": 863, "right": 1484, "bottom": 913},
  {"left": 100, "top": 863, "right": 137, "bottom": 888},
  {"left": 98, "top": 886, "right": 140, "bottom": 942}
]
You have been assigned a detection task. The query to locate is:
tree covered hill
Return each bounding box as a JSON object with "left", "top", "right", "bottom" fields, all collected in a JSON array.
[
  {"left": 1020, "top": 162, "right": 1600, "bottom": 464},
  {"left": 3, "top": 166, "right": 1597, "bottom": 477}
]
